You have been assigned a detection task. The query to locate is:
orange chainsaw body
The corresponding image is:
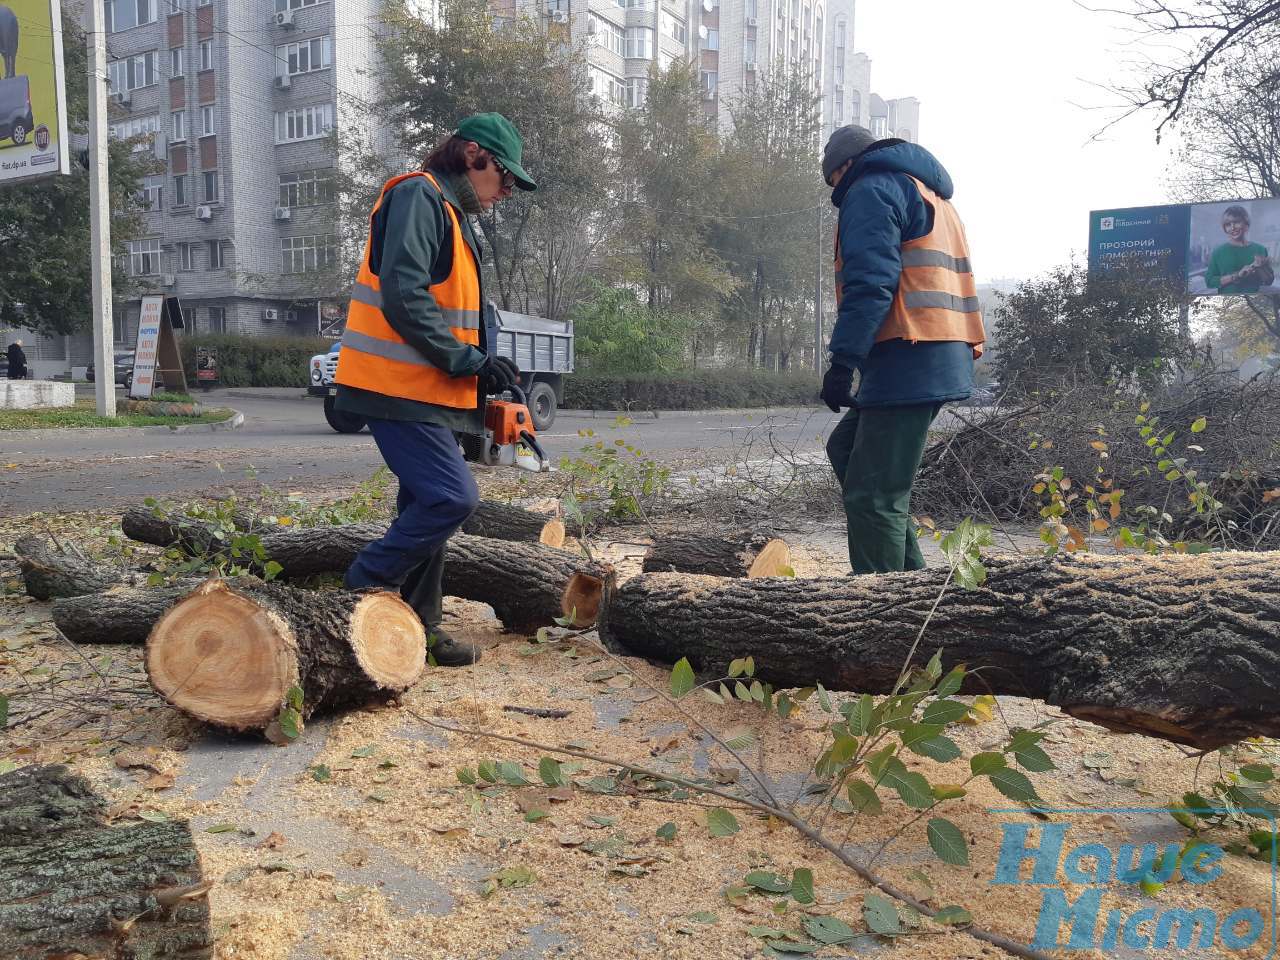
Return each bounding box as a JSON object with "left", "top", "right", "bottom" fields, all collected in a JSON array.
[{"left": 484, "top": 398, "right": 534, "bottom": 447}]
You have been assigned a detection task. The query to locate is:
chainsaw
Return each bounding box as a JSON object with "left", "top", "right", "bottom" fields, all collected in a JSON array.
[{"left": 464, "top": 384, "right": 551, "bottom": 473}]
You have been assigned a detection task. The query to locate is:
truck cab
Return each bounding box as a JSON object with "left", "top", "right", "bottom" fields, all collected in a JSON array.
[{"left": 309, "top": 304, "right": 573, "bottom": 434}]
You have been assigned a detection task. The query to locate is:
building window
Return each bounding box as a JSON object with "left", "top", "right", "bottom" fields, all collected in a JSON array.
[
  {"left": 281, "top": 235, "right": 336, "bottom": 273},
  {"left": 624, "top": 26, "right": 653, "bottom": 59},
  {"left": 109, "top": 113, "right": 161, "bottom": 150},
  {"left": 105, "top": 0, "right": 157, "bottom": 33},
  {"left": 170, "top": 47, "right": 184, "bottom": 77},
  {"left": 176, "top": 242, "right": 193, "bottom": 271},
  {"left": 207, "top": 307, "right": 226, "bottom": 333},
  {"left": 833, "top": 90, "right": 843, "bottom": 125},
  {"left": 848, "top": 90, "right": 860, "bottom": 124},
  {"left": 590, "top": 16, "right": 625, "bottom": 56},
  {"left": 208, "top": 240, "right": 225, "bottom": 270},
  {"left": 279, "top": 169, "right": 335, "bottom": 207},
  {"left": 173, "top": 174, "right": 187, "bottom": 206},
  {"left": 701, "top": 70, "right": 717, "bottom": 96},
  {"left": 198, "top": 39, "right": 213, "bottom": 71},
  {"left": 627, "top": 77, "right": 648, "bottom": 107},
  {"left": 275, "top": 0, "right": 324, "bottom": 9},
  {"left": 171, "top": 109, "right": 186, "bottom": 141},
  {"left": 704, "top": 28, "right": 718, "bottom": 50},
  {"left": 139, "top": 175, "right": 163, "bottom": 210},
  {"left": 744, "top": 37, "right": 756, "bottom": 61},
  {"left": 277, "top": 36, "right": 331, "bottom": 76},
  {"left": 746, "top": 0, "right": 756, "bottom": 16},
  {"left": 662, "top": 11, "right": 686, "bottom": 43},
  {"left": 200, "top": 105, "right": 216, "bottom": 136},
  {"left": 274, "top": 104, "right": 334, "bottom": 143},
  {"left": 871, "top": 116, "right": 886, "bottom": 137},
  {"left": 128, "top": 238, "right": 162, "bottom": 276},
  {"left": 182, "top": 306, "right": 195, "bottom": 328},
  {"left": 202, "top": 171, "right": 219, "bottom": 203},
  {"left": 196, "top": 0, "right": 212, "bottom": 7},
  {"left": 107, "top": 52, "right": 158, "bottom": 92}
]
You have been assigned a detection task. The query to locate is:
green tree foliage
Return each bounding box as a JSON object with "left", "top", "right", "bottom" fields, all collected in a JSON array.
[
  {"left": 0, "top": 6, "right": 153, "bottom": 336},
  {"left": 571, "top": 283, "right": 691, "bottom": 373},
  {"left": 377, "top": 0, "right": 612, "bottom": 320},
  {"left": 992, "top": 261, "right": 1188, "bottom": 391}
]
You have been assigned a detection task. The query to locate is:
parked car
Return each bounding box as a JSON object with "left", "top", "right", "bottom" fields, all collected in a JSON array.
[
  {"left": 0, "top": 76, "right": 34, "bottom": 147},
  {"left": 87, "top": 350, "right": 161, "bottom": 391}
]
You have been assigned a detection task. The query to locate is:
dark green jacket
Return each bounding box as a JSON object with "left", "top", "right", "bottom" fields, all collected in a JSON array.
[{"left": 335, "top": 171, "right": 488, "bottom": 433}]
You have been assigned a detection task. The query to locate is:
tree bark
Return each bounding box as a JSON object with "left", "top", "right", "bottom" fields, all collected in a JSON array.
[
  {"left": 0, "top": 764, "right": 211, "bottom": 960},
  {"left": 14, "top": 535, "right": 125, "bottom": 601},
  {"left": 597, "top": 552, "right": 1280, "bottom": 749},
  {"left": 642, "top": 533, "right": 791, "bottom": 578},
  {"left": 52, "top": 583, "right": 199, "bottom": 645},
  {"left": 120, "top": 507, "right": 257, "bottom": 554},
  {"left": 462, "top": 501, "right": 564, "bottom": 547},
  {"left": 145, "top": 579, "right": 425, "bottom": 734}
]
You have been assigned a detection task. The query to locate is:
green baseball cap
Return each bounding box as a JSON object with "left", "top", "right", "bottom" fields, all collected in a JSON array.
[{"left": 455, "top": 112, "right": 537, "bottom": 191}]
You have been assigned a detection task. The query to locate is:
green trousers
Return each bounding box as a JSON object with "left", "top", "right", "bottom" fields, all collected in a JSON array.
[{"left": 825, "top": 403, "right": 941, "bottom": 575}]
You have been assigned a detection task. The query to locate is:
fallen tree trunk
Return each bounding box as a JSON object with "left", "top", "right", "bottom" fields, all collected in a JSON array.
[
  {"left": 462, "top": 501, "right": 565, "bottom": 547},
  {"left": 642, "top": 532, "right": 791, "bottom": 578},
  {"left": 14, "top": 535, "right": 125, "bottom": 601},
  {"left": 597, "top": 552, "right": 1280, "bottom": 749},
  {"left": 52, "top": 583, "right": 199, "bottom": 645},
  {"left": 120, "top": 507, "right": 258, "bottom": 554},
  {"left": 0, "top": 764, "right": 212, "bottom": 959},
  {"left": 146, "top": 578, "right": 426, "bottom": 735}
]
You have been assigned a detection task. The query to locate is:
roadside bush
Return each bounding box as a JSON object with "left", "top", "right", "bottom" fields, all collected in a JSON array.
[
  {"left": 179, "top": 334, "right": 330, "bottom": 387},
  {"left": 571, "top": 285, "right": 692, "bottom": 374},
  {"left": 563, "top": 369, "right": 820, "bottom": 410}
]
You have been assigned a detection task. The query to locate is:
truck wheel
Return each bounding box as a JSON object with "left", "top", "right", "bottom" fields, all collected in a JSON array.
[
  {"left": 527, "top": 381, "right": 557, "bottom": 431},
  {"left": 324, "top": 395, "right": 366, "bottom": 434}
]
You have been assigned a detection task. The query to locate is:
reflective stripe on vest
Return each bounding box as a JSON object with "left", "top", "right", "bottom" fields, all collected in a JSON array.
[{"left": 334, "top": 171, "right": 482, "bottom": 408}]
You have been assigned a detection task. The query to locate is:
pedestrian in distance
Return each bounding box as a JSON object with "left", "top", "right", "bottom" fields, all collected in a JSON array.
[
  {"left": 6, "top": 339, "right": 27, "bottom": 380},
  {"left": 334, "top": 113, "right": 536, "bottom": 666},
  {"left": 820, "top": 125, "right": 985, "bottom": 575}
]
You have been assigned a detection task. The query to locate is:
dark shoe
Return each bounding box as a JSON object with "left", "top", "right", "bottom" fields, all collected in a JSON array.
[{"left": 426, "top": 628, "right": 481, "bottom": 667}]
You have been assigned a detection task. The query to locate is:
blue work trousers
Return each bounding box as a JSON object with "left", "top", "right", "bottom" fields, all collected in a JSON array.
[{"left": 344, "top": 418, "right": 479, "bottom": 626}]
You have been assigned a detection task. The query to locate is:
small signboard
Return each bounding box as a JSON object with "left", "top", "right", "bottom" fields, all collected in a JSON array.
[
  {"left": 195, "top": 347, "right": 218, "bottom": 384},
  {"left": 130, "top": 295, "right": 188, "bottom": 398}
]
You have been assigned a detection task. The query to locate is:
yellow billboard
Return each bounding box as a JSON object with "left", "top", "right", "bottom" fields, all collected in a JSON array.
[{"left": 0, "top": 0, "right": 69, "bottom": 185}]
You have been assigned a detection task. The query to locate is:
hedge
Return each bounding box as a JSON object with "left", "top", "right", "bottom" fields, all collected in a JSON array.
[
  {"left": 179, "top": 334, "right": 332, "bottom": 387},
  {"left": 563, "top": 369, "right": 822, "bottom": 411}
]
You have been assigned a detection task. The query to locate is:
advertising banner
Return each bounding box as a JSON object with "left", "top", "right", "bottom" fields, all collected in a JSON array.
[
  {"left": 1089, "top": 198, "right": 1280, "bottom": 298},
  {"left": 0, "top": 0, "right": 70, "bottom": 186},
  {"left": 130, "top": 295, "right": 164, "bottom": 399}
]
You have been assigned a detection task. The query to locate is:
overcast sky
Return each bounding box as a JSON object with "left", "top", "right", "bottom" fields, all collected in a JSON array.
[{"left": 856, "top": 0, "right": 1181, "bottom": 286}]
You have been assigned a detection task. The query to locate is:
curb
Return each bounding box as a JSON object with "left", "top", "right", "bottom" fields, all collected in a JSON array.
[{"left": 138, "top": 408, "right": 245, "bottom": 434}]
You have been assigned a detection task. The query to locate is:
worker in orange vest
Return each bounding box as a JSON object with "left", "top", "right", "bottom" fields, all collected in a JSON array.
[
  {"left": 820, "top": 125, "right": 985, "bottom": 575},
  {"left": 334, "top": 113, "right": 536, "bottom": 665}
]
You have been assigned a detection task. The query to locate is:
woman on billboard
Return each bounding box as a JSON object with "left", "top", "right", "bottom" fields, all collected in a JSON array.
[{"left": 1206, "top": 205, "right": 1274, "bottom": 295}]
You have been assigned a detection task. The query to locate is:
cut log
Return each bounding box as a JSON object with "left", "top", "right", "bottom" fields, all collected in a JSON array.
[
  {"left": 0, "top": 764, "right": 211, "bottom": 960},
  {"left": 52, "top": 583, "right": 199, "bottom": 645},
  {"left": 146, "top": 578, "right": 425, "bottom": 734},
  {"left": 14, "top": 535, "right": 124, "bottom": 601},
  {"left": 597, "top": 552, "right": 1280, "bottom": 750},
  {"left": 642, "top": 532, "right": 791, "bottom": 578},
  {"left": 119, "top": 506, "right": 258, "bottom": 554},
  {"left": 462, "top": 500, "right": 564, "bottom": 547}
]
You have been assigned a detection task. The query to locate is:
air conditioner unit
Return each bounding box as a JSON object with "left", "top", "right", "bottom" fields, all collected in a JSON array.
[
  {"left": 274, "top": 206, "right": 292, "bottom": 221},
  {"left": 161, "top": 273, "right": 176, "bottom": 287},
  {"left": 285, "top": 309, "right": 300, "bottom": 323},
  {"left": 112, "top": 91, "right": 131, "bottom": 107},
  {"left": 549, "top": 9, "right": 569, "bottom": 23},
  {"left": 274, "top": 9, "right": 295, "bottom": 27},
  {"left": 274, "top": 73, "right": 291, "bottom": 89},
  {"left": 262, "top": 308, "right": 279, "bottom": 321},
  {"left": 743, "top": 59, "right": 756, "bottom": 71},
  {"left": 195, "top": 205, "right": 213, "bottom": 221},
  {"left": 745, "top": 15, "right": 757, "bottom": 26}
]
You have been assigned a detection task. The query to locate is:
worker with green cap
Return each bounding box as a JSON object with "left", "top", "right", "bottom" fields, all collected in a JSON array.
[{"left": 334, "top": 112, "right": 537, "bottom": 667}]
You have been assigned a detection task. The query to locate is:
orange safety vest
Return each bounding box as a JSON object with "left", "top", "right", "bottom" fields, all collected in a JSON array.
[
  {"left": 335, "top": 171, "right": 482, "bottom": 408},
  {"left": 836, "top": 176, "right": 985, "bottom": 358}
]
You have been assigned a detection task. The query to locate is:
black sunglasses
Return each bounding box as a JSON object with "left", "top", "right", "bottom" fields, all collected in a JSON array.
[{"left": 490, "top": 155, "right": 515, "bottom": 189}]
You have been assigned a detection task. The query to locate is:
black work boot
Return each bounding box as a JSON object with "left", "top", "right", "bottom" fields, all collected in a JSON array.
[{"left": 426, "top": 627, "right": 482, "bottom": 667}]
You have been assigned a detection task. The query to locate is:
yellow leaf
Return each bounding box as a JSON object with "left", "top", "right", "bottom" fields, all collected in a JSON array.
[
  {"left": 961, "top": 695, "right": 996, "bottom": 725},
  {"left": 1089, "top": 441, "right": 1108, "bottom": 452},
  {"left": 1032, "top": 483, "right": 1046, "bottom": 495},
  {"left": 1041, "top": 440, "right": 1055, "bottom": 450},
  {"left": 277, "top": 516, "right": 294, "bottom": 526}
]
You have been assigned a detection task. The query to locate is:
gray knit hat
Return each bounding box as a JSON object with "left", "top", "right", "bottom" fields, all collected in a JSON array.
[{"left": 822, "top": 124, "right": 877, "bottom": 185}]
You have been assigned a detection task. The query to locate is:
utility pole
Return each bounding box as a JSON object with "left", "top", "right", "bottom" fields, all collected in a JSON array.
[
  {"left": 86, "top": 0, "right": 115, "bottom": 416},
  {"left": 814, "top": 203, "right": 824, "bottom": 375}
]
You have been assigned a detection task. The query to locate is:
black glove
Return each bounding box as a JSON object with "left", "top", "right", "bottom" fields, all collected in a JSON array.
[
  {"left": 820, "top": 362, "right": 856, "bottom": 413},
  {"left": 476, "top": 354, "right": 520, "bottom": 396}
]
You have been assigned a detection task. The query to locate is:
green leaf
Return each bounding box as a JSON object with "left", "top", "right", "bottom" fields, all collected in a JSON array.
[
  {"left": 743, "top": 655, "right": 755, "bottom": 676},
  {"left": 285, "top": 685, "right": 303, "bottom": 711},
  {"left": 899, "top": 722, "right": 944, "bottom": 751},
  {"left": 728, "top": 658, "right": 745, "bottom": 678},
  {"left": 670, "top": 657, "right": 696, "bottom": 699},
  {"left": 764, "top": 941, "right": 817, "bottom": 954},
  {"left": 926, "top": 818, "right": 969, "bottom": 865},
  {"left": 790, "top": 867, "right": 814, "bottom": 904},
  {"left": 933, "top": 906, "right": 973, "bottom": 926},
  {"left": 734, "top": 680, "right": 752, "bottom": 701},
  {"left": 922, "top": 699, "right": 969, "bottom": 725},
  {"left": 205, "top": 823, "right": 239, "bottom": 833},
  {"left": 802, "top": 915, "right": 856, "bottom": 944},
  {"left": 1191, "top": 416, "right": 1207, "bottom": 434},
  {"left": 744, "top": 870, "right": 792, "bottom": 894},
  {"left": 496, "top": 761, "right": 532, "bottom": 786},
  {"left": 706, "top": 808, "right": 740, "bottom": 838},
  {"left": 311, "top": 764, "right": 332, "bottom": 783},
  {"left": 538, "top": 756, "right": 567, "bottom": 787},
  {"left": 970, "top": 752, "right": 1007, "bottom": 776},
  {"left": 263, "top": 560, "right": 284, "bottom": 581},
  {"left": 935, "top": 667, "right": 965, "bottom": 699},
  {"left": 988, "top": 767, "right": 1041, "bottom": 804},
  {"left": 1240, "top": 764, "right": 1275, "bottom": 782},
  {"left": 702, "top": 688, "right": 725, "bottom": 705},
  {"left": 688, "top": 911, "right": 719, "bottom": 924},
  {"left": 524, "top": 809, "right": 549, "bottom": 822},
  {"left": 817, "top": 684, "right": 832, "bottom": 712},
  {"left": 1011, "top": 743, "right": 1055, "bottom": 773},
  {"left": 278, "top": 707, "right": 301, "bottom": 740},
  {"left": 476, "top": 760, "right": 498, "bottom": 783},
  {"left": 456, "top": 767, "right": 477, "bottom": 785},
  {"left": 747, "top": 926, "right": 787, "bottom": 939},
  {"left": 656, "top": 821, "right": 677, "bottom": 841},
  {"left": 931, "top": 783, "right": 967, "bottom": 801},
  {"left": 847, "top": 693, "right": 875, "bottom": 735},
  {"left": 846, "top": 779, "right": 883, "bottom": 815},
  {"left": 0, "top": 693, "right": 9, "bottom": 728},
  {"left": 878, "top": 758, "right": 934, "bottom": 809},
  {"left": 775, "top": 693, "right": 794, "bottom": 718},
  {"left": 863, "top": 892, "right": 902, "bottom": 936},
  {"left": 138, "top": 810, "right": 169, "bottom": 823},
  {"left": 0, "top": 760, "right": 16, "bottom": 776},
  {"left": 351, "top": 744, "right": 376, "bottom": 758}
]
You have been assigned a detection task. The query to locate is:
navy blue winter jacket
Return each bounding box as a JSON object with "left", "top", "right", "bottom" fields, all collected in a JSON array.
[{"left": 829, "top": 142, "right": 975, "bottom": 408}]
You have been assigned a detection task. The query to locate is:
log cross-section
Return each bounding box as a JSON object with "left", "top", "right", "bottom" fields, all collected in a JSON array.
[
  {"left": 597, "top": 552, "right": 1280, "bottom": 749},
  {"left": 642, "top": 532, "right": 792, "bottom": 578}
]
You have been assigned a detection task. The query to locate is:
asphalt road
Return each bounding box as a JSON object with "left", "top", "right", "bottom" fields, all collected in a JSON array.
[{"left": 0, "top": 387, "right": 842, "bottom": 514}]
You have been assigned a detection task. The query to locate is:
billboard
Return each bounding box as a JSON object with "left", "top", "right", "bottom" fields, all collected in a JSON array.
[
  {"left": 1089, "top": 198, "right": 1280, "bottom": 298},
  {"left": 0, "top": 0, "right": 70, "bottom": 186}
]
